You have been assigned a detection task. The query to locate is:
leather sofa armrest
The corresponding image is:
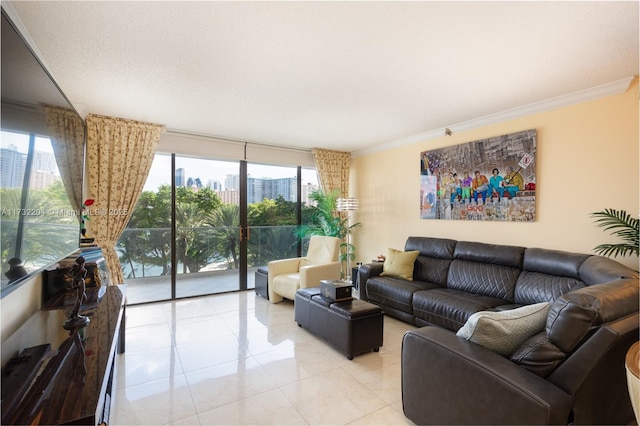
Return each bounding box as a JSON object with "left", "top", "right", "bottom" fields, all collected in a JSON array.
[
  {"left": 402, "top": 327, "right": 572, "bottom": 425},
  {"left": 357, "top": 262, "right": 384, "bottom": 301}
]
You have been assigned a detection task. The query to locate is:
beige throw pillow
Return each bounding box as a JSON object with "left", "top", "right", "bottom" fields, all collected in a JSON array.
[
  {"left": 456, "top": 302, "right": 550, "bottom": 356},
  {"left": 379, "top": 248, "right": 419, "bottom": 281}
]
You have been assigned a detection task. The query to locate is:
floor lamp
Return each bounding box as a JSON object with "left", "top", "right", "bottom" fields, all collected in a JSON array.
[{"left": 336, "top": 197, "right": 358, "bottom": 283}]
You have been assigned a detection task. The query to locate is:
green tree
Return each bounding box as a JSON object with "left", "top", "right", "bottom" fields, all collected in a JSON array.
[
  {"left": 120, "top": 185, "right": 172, "bottom": 276},
  {"left": 119, "top": 185, "right": 315, "bottom": 277},
  {"left": 176, "top": 186, "right": 222, "bottom": 212},
  {"left": 248, "top": 196, "right": 297, "bottom": 226},
  {"left": 1, "top": 184, "right": 77, "bottom": 269},
  {"left": 175, "top": 201, "right": 210, "bottom": 273},
  {"left": 130, "top": 186, "right": 172, "bottom": 228},
  {"left": 247, "top": 196, "right": 299, "bottom": 266},
  {"left": 121, "top": 185, "right": 224, "bottom": 276},
  {"left": 206, "top": 204, "right": 240, "bottom": 269}
]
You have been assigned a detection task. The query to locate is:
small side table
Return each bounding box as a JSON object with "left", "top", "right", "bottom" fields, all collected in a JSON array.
[{"left": 351, "top": 266, "right": 359, "bottom": 290}]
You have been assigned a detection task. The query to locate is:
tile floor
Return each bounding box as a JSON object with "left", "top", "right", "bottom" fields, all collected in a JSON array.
[{"left": 111, "top": 290, "right": 418, "bottom": 425}]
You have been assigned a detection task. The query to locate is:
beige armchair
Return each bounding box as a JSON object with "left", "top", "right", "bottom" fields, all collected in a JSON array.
[{"left": 268, "top": 236, "right": 341, "bottom": 303}]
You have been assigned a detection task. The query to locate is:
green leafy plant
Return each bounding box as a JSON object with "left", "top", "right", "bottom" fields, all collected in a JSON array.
[
  {"left": 590, "top": 208, "right": 639, "bottom": 258},
  {"left": 296, "top": 189, "right": 361, "bottom": 270}
]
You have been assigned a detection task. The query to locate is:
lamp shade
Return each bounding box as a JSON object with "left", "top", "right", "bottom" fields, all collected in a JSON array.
[{"left": 337, "top": 197, "right": 358, "bottom": 211}]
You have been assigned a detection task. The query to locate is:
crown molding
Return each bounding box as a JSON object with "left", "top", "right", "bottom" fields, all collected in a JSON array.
[{"left": 353, "top": 76, "right": 636, "bottom": 158}]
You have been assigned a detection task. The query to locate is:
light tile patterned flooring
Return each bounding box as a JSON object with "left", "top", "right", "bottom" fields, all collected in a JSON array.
[{"left": 111, "top": 290, "right": 418, "bottom": 425}]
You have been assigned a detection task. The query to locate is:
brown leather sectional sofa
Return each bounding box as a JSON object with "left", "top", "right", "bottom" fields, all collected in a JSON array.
[{"left": 358, "top": 236, "right": 639, "bottom": 425}]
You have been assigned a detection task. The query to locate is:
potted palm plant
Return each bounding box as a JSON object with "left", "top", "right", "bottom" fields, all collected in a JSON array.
[
  {"left": 297, "top": 189, "right": 361, "bottom": 277},
  {"left": 590, "top": 208, "right": 639, "bottom": 258}
]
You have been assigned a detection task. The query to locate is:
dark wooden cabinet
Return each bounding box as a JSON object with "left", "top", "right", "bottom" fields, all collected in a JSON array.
[{"left": 1, "top": 285, "right": 125, "bottom": 425}]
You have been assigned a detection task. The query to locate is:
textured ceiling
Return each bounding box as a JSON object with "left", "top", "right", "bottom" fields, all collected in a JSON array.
[{"left": 5, "top": 1, "right": 639, "bottom": 153}]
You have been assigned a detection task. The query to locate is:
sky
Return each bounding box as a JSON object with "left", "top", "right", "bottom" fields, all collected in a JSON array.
[
  {"left": 2, "top": 131, "right": 55, "bottom": 153},
  {"left": 144, "top": 153, "right": 318, "bottom": 192}
]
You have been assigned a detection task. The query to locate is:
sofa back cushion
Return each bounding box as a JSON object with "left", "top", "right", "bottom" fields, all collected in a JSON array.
[
  {"left": 405, "top": 236, "right": 456, "bottom": 286},
  {"left": 512, "top": 277, "right": 639, "bottom": 378},
  {"left": 514, "top": 248, "right": 590, "bottom": 304},
  {"left": 546, "top": 278, "right": 640, "bottom": 353},
  {"left": 447, "top": 241, "right": 524, "bottom": 301},
  {"left": 578, "top": 255, "right": 640, "bottom": 285}
]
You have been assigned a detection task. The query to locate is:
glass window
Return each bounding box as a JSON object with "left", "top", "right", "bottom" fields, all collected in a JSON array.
[
  {"left": 119, "top": 153, "right": 319, "bottom": 304},
  {"left": 1, "top": 130, "right": 78, "bottom": 290}
]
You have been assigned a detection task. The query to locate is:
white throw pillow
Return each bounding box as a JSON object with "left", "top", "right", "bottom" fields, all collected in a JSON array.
[{"left": 456, "top": 302, "right": 550, "bottom": 356}]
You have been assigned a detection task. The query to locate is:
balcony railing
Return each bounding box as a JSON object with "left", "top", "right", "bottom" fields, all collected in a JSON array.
[{"left": 118, "top": 225, "right": 299, "bottom": 304}]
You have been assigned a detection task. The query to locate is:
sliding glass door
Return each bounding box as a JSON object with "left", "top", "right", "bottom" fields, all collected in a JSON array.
[
  {"left": 174, "top": 156, "right": 242, "bottom": 298},
  {"left": 246, "top": 164, "right": 300, "bottom": 280},
  {"left": 120, "top": 154, "right": 318, "bottom": 305}
]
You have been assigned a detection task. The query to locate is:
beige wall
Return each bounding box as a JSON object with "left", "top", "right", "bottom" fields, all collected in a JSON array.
[{"left": 352, "top": 80, "right": 639, "bottom": 270}]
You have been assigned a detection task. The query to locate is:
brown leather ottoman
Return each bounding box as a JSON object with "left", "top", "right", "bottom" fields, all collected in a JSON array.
[
  {"left": 294, "top": 287, "right": 384, "bottom": 359},
  {"left": 309, "top": 294, "right": 333, "bottom": 340},
  {"left": 328, "top": 299, "right": 384, "bottom": 360},
  {"left": 294, "top": 287, "right": 322, "bottom": 329}
]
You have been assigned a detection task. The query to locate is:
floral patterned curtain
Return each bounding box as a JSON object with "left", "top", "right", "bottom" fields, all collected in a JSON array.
[
  {"left": 44, "top": 105, "right": 85, "bottom": 217},
  {"left": 85, "top": 113, "right": 162, "bottom": 285},
  {"left": 311, "top": 148, "right": 351, "bottom": 197}
]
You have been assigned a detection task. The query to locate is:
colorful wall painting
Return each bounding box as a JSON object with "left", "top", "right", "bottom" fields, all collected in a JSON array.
[{"left": 420, "top": 129, "right": 536, "bottom": 221}]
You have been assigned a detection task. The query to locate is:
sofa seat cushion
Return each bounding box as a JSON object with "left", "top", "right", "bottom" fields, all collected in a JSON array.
[
  {"left": 413, "top": 288, "right": 510, "bottom": 331},
  {"left": 366, "top": 277, "right": 438, "bottom": 315}
]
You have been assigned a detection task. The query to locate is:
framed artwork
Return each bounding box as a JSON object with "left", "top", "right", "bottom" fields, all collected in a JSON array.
[{"left": 420, "top": 129, "right": 536, "bottom": 221}]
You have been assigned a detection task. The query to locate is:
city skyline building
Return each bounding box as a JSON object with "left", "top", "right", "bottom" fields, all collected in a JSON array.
[
  {"left": 1, "top": 145, "right": 59, "bottom": 190},
  {"left": 1, "top": 146, "right": 26, "bottom": 188},
  {"left": 216, "top": 189, "right": 239, "bottom": 205},
  {"left": 247, "top": 176, "right": 297, "bottom": 204},
  {"left": 168, "top": 163, "right": 319, "bottom": 206},
  {"left": 175, "top": 168, "right": 185, "bottom": 187}
]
